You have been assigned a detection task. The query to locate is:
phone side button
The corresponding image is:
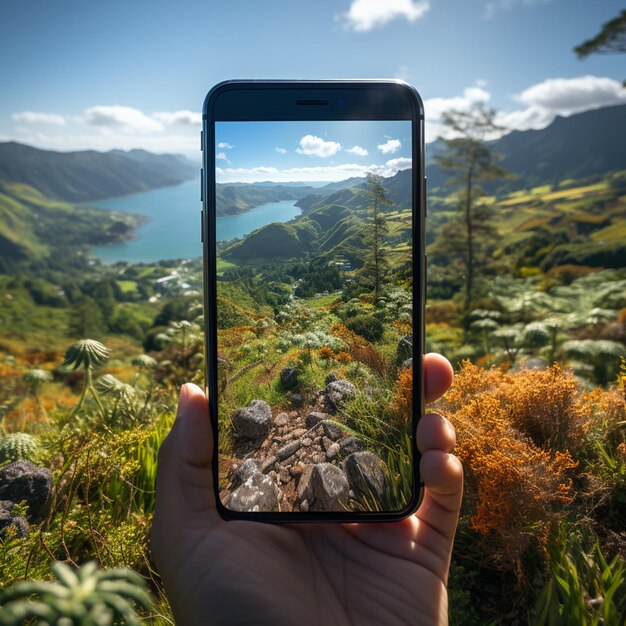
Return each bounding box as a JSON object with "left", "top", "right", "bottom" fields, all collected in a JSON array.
[
  {"left": 200, "top": 130, "right": 203, "bottom": 151},
  {"left": 423, "top": 176, "right": 427, "bottom": 217},
  {"left": 201, "top": 210, "right": 205, "bottom": 243},
  {"left": 200, "top": 168, "right": 204, "bottom": 202}
]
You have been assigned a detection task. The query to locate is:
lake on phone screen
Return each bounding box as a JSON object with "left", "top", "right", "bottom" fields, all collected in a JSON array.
[{"left": 90, "top": 178, "right": 301, "bottom": 263}]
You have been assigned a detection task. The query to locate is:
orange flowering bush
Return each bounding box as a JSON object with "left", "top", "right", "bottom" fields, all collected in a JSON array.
[
  {"left": 391, "top": 367, "right": 412, "bottom": 428},
  {"left": 330, "top": 323, "right": 386, "bottom": 375},
  {"left": 438, "top": 362, "right": 580, "bottom": 576},
  {"left": 335, "top": 351, "right": 353, "bottom": 364},
  {"left": 318, "top": 346, "right": 335, "bottom": 360}
]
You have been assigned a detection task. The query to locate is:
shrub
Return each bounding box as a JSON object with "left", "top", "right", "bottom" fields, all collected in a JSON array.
[
  {"left": 344, "top": 313, "right": 384, "bottom": 342},
  {"left": 390, "top": 367, "right": 412, "bottom": 428},
  {"left": 439, "top": 361, "right": 579, "bottom": 578},
  {"left": 0, "top": 433, "right": 39, "bottom": 464}
]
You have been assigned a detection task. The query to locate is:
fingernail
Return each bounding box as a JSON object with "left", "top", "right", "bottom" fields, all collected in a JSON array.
[{"left": 177, "top": 383, "right": 191, "bottom": 416}]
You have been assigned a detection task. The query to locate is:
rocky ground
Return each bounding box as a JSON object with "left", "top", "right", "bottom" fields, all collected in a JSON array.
[{"left": 220, "top": 372, "right": 388, "bottom": 513}]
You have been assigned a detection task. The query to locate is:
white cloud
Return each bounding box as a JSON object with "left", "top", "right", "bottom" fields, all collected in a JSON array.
[
  {"left": 296, "top": 134, "right": 342, "bottom": 157},
  {"left": 424, "top": 84, "right": 493, "bottom": 141},
  {"left": 485, "top": 0, "right": 553, "bottom": 19},
  {"left": 85, "top": 105, "right": 163, "bottom": 132},
  {"left": 216, "top": 156, "right": 411, "bottom": 184},
  {"left": 340, "top": 0, "right": 430, "bottom": 32},
  {"left": 12, "top": 111, "right": 67, "bottom": 126},
  {"left": 153, "top": 110, "right": 201, "bottom": 126},
  {"left": 275, "top": 146, "right": 287, "bottom": 154},
  {"left": 218, "top": 142, "right": 234, "bottom": 149},
  {"left": 216, "top": 152, "right": 230, "bottom": 163},
  {"left": 347, "top": 145, "right": 368, "bottom": 156},
  {"left": 378, "top": 138, "right": 402, "bottom": 154}
]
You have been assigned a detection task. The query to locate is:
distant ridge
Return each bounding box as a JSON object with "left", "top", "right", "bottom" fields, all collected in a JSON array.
[
  {"left": 0, "top": 142, "right": 197, "bottom": 203},
  {"left": 426, "top": 104, "right": 626, "bottom": 191}
]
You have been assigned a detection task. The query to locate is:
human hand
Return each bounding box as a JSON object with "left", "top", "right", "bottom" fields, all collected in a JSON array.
[{"left": 151, "top": 353, "right": 460, "bottom": 626}]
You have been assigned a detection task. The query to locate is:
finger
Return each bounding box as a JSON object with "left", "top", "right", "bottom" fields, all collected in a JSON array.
[
  {"left": 417, "top": 412, "right": 456, "bottom": 453},
  {"left": 178, "top": 382, "right": 213, "bottom": 468},
  {"left": 417, "top": 450, "right": 463, "bottom": 549},
  {"left": 424, "top": 353, "right": 454, "bottom": 404}
]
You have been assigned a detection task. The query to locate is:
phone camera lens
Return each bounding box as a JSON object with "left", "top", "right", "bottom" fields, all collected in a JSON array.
[{"left": 338, "top": 99, "right": 345, "bottom": 107}]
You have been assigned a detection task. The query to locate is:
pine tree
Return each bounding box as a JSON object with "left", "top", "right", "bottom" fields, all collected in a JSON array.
[
  {"left": 433, "top": 104, "right": 512, "bottom": 328},
  {"left": 362, "top": 173, "right": 392, "bottom": 299}
]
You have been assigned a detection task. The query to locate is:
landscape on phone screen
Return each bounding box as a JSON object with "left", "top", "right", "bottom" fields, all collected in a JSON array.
[{"left": 214, "top": 121, "right": 414, "bottom": 513}]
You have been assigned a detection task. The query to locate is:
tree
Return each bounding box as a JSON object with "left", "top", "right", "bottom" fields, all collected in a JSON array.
[
  {"left": 67, "top": 296, "right": 106, "bottom": 338},
  {"left": 362, "top": 173, "right": 391, "bottom": 299},
  {"left": 433, "top": 104, "right": 512, "bottom": 327},
  {"left": 575, "top": 9, "right": 626, "bottom": 58}
]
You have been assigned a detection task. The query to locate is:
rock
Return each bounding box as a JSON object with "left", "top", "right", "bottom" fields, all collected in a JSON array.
[
  {"left": 232, "top": 400, "right": 272, "bottom": 440},
  {"left": 280, "top": 367, "right": 300, "bottom": 390},
  {"left": 312, "top": 454, "right": 325, "bottom": 464},
  {"left": 296, "top": 465, "right": 315, "bottom": 502},
  {"left": 325, "top": 372, "right": 338, "bottom": 386},
  {"left": 274, "top": 412, "right": 289, "bottom": 426},
  {"left": 345, "top": 452, "right": 386, "bottom": 503},
  {"left": 260, "top": 456, "right": 277, "bottom": 473},
  {"left": 227, "top": 474, "right": 280, "bottom": 513},
  {"left": 325, "top": 443, "right": 340, "bottom": 461},
  {"left": 339, "top": 437, "right": 363, "bottom": 457},
  {"left": 321, "top": 436, "right": 334, "bottom": 452},
  {"left": 326, "top": 380, "right": 356, "bottom": 409},
  {"left": 300, "top": 499, "right": 309, "bottom": 512},
  {"left": 402, "top": 358, "right": 413, "bottom": 369},
  {"left": 234, "top": 459, "right": 260, "bottom": 486},
  {"left": 310, "top": 463, "right": 350, "bottom": 511},
  {"left": 0, "top": 500, "right": 29, "bottom": 539},
  {"left": 301, "top": 437, "right": 312, "bottom": 447},
  {"left": 276, "top": 440, "right": 302, "bottom": 461},
  {"left": 0, "top": 461, "right": 53, "bottom": 523},
  {"left": 278, "top": 467, "right": 291, "bottom": 484},
  {"left": 396, "top": 334, "right": 413, "bottom": 365},
  {"left": 292, "top": 428, "right": 307, "bottom": 438},
  {"left": 322, "top": 420, "right": 343, "bottom": 441},
  {"left": 306, "top": 411, "right": 327, "bottom": 429},
  {"left": 289, "top": 393, "right": 304, "bottom": 408}
]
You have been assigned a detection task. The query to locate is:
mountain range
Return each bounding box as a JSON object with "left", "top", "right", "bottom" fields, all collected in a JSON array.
[{"left": 0, "top": 142, "right": 196, "bottom": 203}]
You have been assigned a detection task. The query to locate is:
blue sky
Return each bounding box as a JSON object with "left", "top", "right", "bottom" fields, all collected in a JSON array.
[
  {"left": 1, "top": 0, "right": 624, "bottom": 159},
  {"left": 215, "top": 121, "right": 412, "bottom": 183}
]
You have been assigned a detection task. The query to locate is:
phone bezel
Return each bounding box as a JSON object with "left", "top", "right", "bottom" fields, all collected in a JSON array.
[{"left": 202, "top": 80, "right": 425, "bottom": 523}]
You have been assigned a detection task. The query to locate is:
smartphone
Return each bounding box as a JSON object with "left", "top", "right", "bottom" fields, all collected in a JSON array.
[{"left": 201, "top": 80, "right": 425, "bottom": 522}]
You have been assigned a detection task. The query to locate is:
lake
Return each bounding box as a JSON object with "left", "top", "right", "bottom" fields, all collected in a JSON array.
[{"left": 90, "top": 178, "right": 301, "bottom": 263}]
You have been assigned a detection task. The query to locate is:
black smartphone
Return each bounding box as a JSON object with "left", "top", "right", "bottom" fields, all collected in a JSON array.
[{"left": 201, "top": 80, "right": 425, "bottom": 522}]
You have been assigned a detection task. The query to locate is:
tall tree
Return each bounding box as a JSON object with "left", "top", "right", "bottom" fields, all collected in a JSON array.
[
  {"left": 433, "top": 104, "right": 512, "bottom": 326},
  {"left": 362, "top": 173, "right": 391, "bottom": 299}
]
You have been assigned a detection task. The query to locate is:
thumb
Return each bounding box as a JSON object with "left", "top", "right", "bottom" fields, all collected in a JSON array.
[{"left": 177, "top": 382, "right": 213, "bottom": 469}]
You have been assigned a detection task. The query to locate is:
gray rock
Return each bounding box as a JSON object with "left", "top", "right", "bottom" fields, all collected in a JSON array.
[
  {"left": 232, "top": 400, "right": 272, "bottom": 440},
  {"left": 292, "top": 428, "right": 307, "bottom": 437},
  {"left": 402, "top": 358, "right": 413, "bottom": 369},
  {"left": 289, "top": 393, "right": 304, "bottom": 408},
  {"left": 321, "top": 436, "right": 334, "bottom": 452},
  {"left": 301, "top": 437, "right": 312, "bottom": 447},
  {"left": 339, "top": 437, "right": 363, "bottom": 457},
  {"left": 296, "top": 465, "right": 315, "bottom": 502},
  {"left": 0, "top": 500, "right": 29, "bottom": 539},
  {"left": 310, "top": 463, "right": 350, "bottom": 511},
  {"left": 345, "top": 452, "right": 386, "bottom": 503},
  {"left": 274, "top": 412, "right": 289, "bottom": 426},
  {"left": 227, "top": 473, "right": 280, "bottom": 513},
  {"left": 322, "top": 420, "right": 343, "bottom": 441},
  {"left": 276, "top": 439, "right": 302, "bottom": 461},
  {"left": 0, "top": 461, "right": 53, "bottom": 523},
  {"left": 325, "top": 372, "right": 339, "bottom": 386},
  {"left": 312, "top": 454, "right": 325, "bottom": 464},
  {"left": 278, "top": 467, "right": 291, "bottom": 484},
  {"left": 260, "top": 456, "right": 277, "bottom": 473},
  {"left": 396, "top": 334, "right": 413, "bottom": 365},
  {"left": 325, "top": 443, "right": 340, "bottom": 461},
  {"left": 306, "top": 411, "right": 327, "bottom": 429},
  {"left": 300, "top": 499, "right": 309, "bottom": 512},
  {"left": 280, "top": 367, "right": 300, "bottom": 390},
  {"left": 326, "top": 380, "right": 356, "bottom": 409},
  {"left": 234, "top": 459, "right": 260, "bottom": 485}
]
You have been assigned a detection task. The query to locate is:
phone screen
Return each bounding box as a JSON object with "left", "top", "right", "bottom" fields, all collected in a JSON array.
[{"left": 213, "top": 119, "right": 415, "bottom": 515}]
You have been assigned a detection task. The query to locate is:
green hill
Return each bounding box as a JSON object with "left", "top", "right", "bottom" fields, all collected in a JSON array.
[
  {"left": 216, "top": 183, "right": 315, "bottom": 216},
  {"left": 0, "top": 142, "right": 196, "bottom": 203},
  {"left": 0, "top": 179, "right": 142, "bottom": 262}
]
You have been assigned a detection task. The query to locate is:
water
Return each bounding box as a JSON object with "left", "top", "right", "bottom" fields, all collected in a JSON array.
[{"left": 90, "top": 178, "right": 301, "bottom": 263}]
